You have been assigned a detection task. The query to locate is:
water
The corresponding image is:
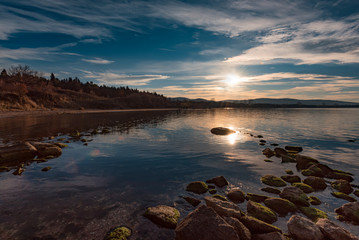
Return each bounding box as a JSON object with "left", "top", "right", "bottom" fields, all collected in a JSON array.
[{"left": 0, "top": 108, "right": 358, "bottom": 239}]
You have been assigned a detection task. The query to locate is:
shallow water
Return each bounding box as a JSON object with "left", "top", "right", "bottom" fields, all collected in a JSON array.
[{"left": 0, "top": 108, "right": 358, "bottom": 239}]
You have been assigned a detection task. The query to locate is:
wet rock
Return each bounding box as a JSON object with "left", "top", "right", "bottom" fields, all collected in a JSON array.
[
  {"left": 331, "top": 179, "right": 353, "bottom": 194},
  {"left": 54, "top": 142, "right": 68, "bottom": 148},
  {"left": 208, "top": 185, "right": 215, "bottom": 189},
  {"left": 0, "top": 166, "right": 10, "bottom": 172},
  {"left": 247, "top": 200, "right": 277, "bottom": 224},
  {"left": 295, "top": 155, "right": 319, "bottom": 170},
  {"left": 300, "top": 207, "right": 328, "bottom": 222},
  {"left": 252, "top": 232, "right": 287, "bottom": 240},
  {"left": 316, "top": 218, "right": 359, "bottom": 240},
  {"left": 105, "top": 226, "right": 131, "bottom": 240},
  {"left": 331, "top": 192, "right": 357, "bottom": 202},
  {"left": 175, "top": 205, "right": 239, "bottom": 240},
  {"left": 328, "top": 171, "right": 354, "bottom": 182},
  {"left": 285, "top": 146, "right": 303, "bottom": 152},
  {"left": 335, "top": 202, "right": 359, "bottom": 224},
  {"left": 261, "top": 175, "right": 287, "bottom": 187},
  {"left": 0, "top": 142, "right": 37, "bottom": 164},
  {"left": 274, "top": 148, "right": 287, "bottom": 157},
  {"left": 281, "top": 175, "right": 301, "bottom": 183},
  {"left": 354, "top": 190, "right": 359, "bottom": 197},
  {"left": 309, "top": 196, "right": 321, "bottom": 205},
  {"left": 206, "top": 176, "right": 229, "bottom": 187},
  {"left": 262, "top": 148, "right": 275, "bottom": 158},
  {"left": 227, "top": 189, "right": 246, "bottom": 203},
  {"left": 261, "top": 187, "right": 281, "bottom": 195},
  {"left": 213, "top": 194, "right": 227, "bottom": 201},
  {"left": 246, "top": 193, "right": 268, "bottom": 203},
  {"left": 31, "top": 142, "right": 62, "bottom": 158},
  {"left": 12, "top": 166, "right": 24, "bottom": 175},
  {"left": 257, "top": 135, "right": 264, "bottom": 138},
  {"left": 270, "top": 143, "right": 279, "bottom": 146},
  {"left": 239, "top": 215, "right": 282, "bottom": 234},
  {"left": 281, "top": 155, "right": 296, "bottom": 163},
  {"left": 264, "top": 159, "right": 273, "bottom": 162},
  {"left": 204, "top": 196, "right": 243, "bottom": 219},
  {"left": 224, "top": 217, "right": 251, "bottom": 240},
  {"left": 144, "top": 205, "right": 180, "bottom": 229},
  {"left": 303, "top": 176, "right": 327, "bottom": 191},
  {"left": 301, "top": 165, "right": 324, "bottom": 178},
  {"left": 287, "top": 215, "right": 324, "bottom": 240},
  {"left": 264, "top": 197, "right": 297, "bottom": 216},
  {"left": 292, "top": 182, "right": 314, "bottom": 194},
  {"left": 279, "top": 187, "right": 310, "bottom": 207},
  {"left": 41, "top": 166, "right": 52, "bottom": 172},
  {"left": 183, "top": 196, "right": 201, "bottom": 207},
  {"left": 209, "top": 189, "right": 217, "bottom": 194},
  {"left": 186, "top": 181, "right": 208, "bottom": 194},
  {"left": 210, "top": 127, "right": 236, "bottom": 136},
  {"left": 260, "top": 140, "right": 266, "bottom": 143},
  {"left": 285, "top": 169, "right": 293, "bottom": 175}
]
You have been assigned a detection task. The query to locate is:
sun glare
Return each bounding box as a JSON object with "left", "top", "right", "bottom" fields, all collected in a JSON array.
[{"left": 225, "top": 74, "right": 247, "bottom": 86}]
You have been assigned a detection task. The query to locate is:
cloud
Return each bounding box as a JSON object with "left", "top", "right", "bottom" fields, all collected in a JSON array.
[
  {"left": 82, "top": 57, "right": 114, "bottom": 64},
  {"left": 82, "top": 70, "right": 169, "bottom": 86}
]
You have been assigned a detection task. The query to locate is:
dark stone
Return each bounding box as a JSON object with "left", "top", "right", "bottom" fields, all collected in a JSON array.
[
  {"left": 262, "top": 148, "right": 275, "bottom": 158},
  {"left": 261, "top": 187, "right": 281, "bottom": 195},
  {"left": 183, "top": 197, "right": 201, "bottom": 207},
  {"left": 239, "top": 215, "right": 282, "bottom": 234},
  {"left": 264, "top": 198, "right": 297, "bottom": 216},
  {"left": 247, "top": 200, "right": 277, "bottom": 224},
  {"left": 227, "top": 189, "right": 246, "bottom": 203},
  {"left": 316, "top": 218, "right": 359, "bottom": 240},
  {"left": 224, "top": 217, "right": 251, "bottom": 240},
  {"left": 281, "top": 175, "right": 301, "bottom": 183},
  {"left": 144, "top": 205, "right": 180, "bottom": 229},
  {"left": 287, "top": 215, "right": 324, "bottom": 240},
  {"left": 186, "top": 181, "right": 208, "bottom": 194},
  {"left": 335, "top": 202, "right": 359, "bottom": 225},
  {"left": 295, "top": 155, "right": 319, "bottom": 170},
  {"left": 274, "top": 148, "right": 287, "bottom": 157},
  {"left": 252, "top": 232, "right": 287, "bottom": 240},
  {"left": 285, "top": 146, "right": 303, "bottom": 152},
  {"left": 210, "top": 127, "right": 236, "bottom": 136},
  {"left": 279, "top": 187, "right": 310, "bottom": 207},
  {"left": 246, "top": 193, "right": 268, "bottom": 203},
  {"left": 303, "top": 176, "right": 327, "bottom": 191},
  {"left": 331, "top": 179, "right": 353, "bottom": 194},
  {"left": 206, "top": 176, "right": 229, "bottom": 187}
]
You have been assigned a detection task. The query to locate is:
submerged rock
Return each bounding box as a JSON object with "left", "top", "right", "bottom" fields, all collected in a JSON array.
[
  {"left": 183, "top": 196, "right": 201, "bottom": 207},
  {"left": 261, "top": 187, "right": 281, "bottom": 195},
  {"left": 303, "top": 176, "right": 327, "bottom": 191},
  {"left": 335, "top": 202, "right": 359, "bottom": 225},
  {"left": 186, "top": 181, "right": 208, "bottom": 194},
  {"left": 285, "top": 146, "right": 303, "bottom": 152},
  {"left": 316, "top": 218, "right": 359, "bottom": 240},
  {"left": 281, "top": 155, "right": 296, "bottom": 163},
  {"left": 287, "top": 215, "right": 324, "bottom": 240},
  {"left": 331, "top": 179, "right": 353, "bottom": 194},
  {"left": 261, "top": 175, "right": 287, "bottom": 187},
  {"left": 204, "top": 196, "right": 243, "bottom": 219},
  {"left": 262, "top": 148, "right": 275, "bottom": 158},
  {"left": 247, "top": 200, "right": 277, "bottom": 224},
  {"left": 281, "top": 175, "right": 301, "bottom": 183},
  {"left": 264, "top": 197, "right": 297, "bottom": 216},
  {"left": 301, "top": 165, "right": 324, "bottom": 178},
  {"left": 209, "top": 189, "right": 217, "bottom": 194},
  {"left": 239, "top": 215, "right": 282, "bottom": 234},
  {"left": 210, "top": 127, "right": 236, "bottom": 135},
  {"left": 354, "top": 190, "right": 359, "bottom": 198},
  {"left": 331, "top": 192, "right": 357, "bottom": 202},
  {"left": 227, "top": 189, "right": 246, "bottom": 203},
  {"left": 175, "top": 205, "right": 239, "bottom": 240},
  {"left": 224, "top": 217, "right": 251, "bottom": 240},
  {"left": 300, "top": 207, "right": 328, "bottom": 222},
  {"left": 206, "top": 176, "right": 229, "bottom": 187},
  {"left": 105, "top": 226, "right": 131, "bottom": 240},
  {"left": 144, "top": 205, "right": 180, "bottom": 229},
  {"left": 31, "top": 142, "right": 62, "bottom": 158},
  {"left": 279, "top": 187, "right": 310, "bottom": 207}
]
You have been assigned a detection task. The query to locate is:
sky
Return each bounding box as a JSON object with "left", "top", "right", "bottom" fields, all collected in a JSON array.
[{"left": 1, "top": 0, "right": 359, "bottom": 102}]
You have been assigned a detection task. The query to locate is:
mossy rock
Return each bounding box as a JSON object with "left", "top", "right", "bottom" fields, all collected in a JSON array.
[
  {"left": 264, "top": 159, "right": 273, "bottom": 162},
  {"left": 279, "top": 187, "right": 310, "bottom": 207},
  {"left": 301, "top": 165, "right": 324, "bottom": 177},
  {"left": 281, "top": 175, "right": 301, "bottom": 183},
  {"left": 331, "top": 192, "right": 357, "bottom": 202},
  {"left": 285, "top": 146, "right": 303, "bottom": 152},
  {"left": 41, "top": 166, "right": 52, "bottom": 172},
  {"left": 327, "top": 171, "right": 354, "bottom": 182},
  {"left": 0, "top": 166, "right": 10, "bottom": 172},
  {"left": 264, "top": 197, "right": 297, "bottom": 216},
  {"left": 54, "top": 142, "right": 68, "bottom": 148},
  {"left": 261, "top": 175, "right": 287, "bottom": 187},
  {"left": 295, "top": 155, "right": 319, "bottom": 170},
  {"left": 300, "top": 207, "right": 328, "bottom": 222},
  {"left": 285, "top": 169, "right": 294, "bottom": 175},
  {"left": 354, "top": 190, "right": 359, "bottom": 198},
  {"left": 331, "top": 180, "right": 353, "bottom": 194},
  {"left": 292, "top": 183, "right": 314, "bottom": 194},
  {"left": 105, "top": 226, "right": 131, "bottom": 240},
  {"left": 144, "top": 205, "right": 180, "bottom": 229},
  {"left": 261, "top": 187, "right": 281, "bottom": 195},
  {"left": 213, "top": 194, "right": 227, "bottom": 201},
  {"left": 303, "top": 176, "right": 327, "bottom": 191},
  {"left": 247, "top": 200, "right": 278, "bottom": 224},
  {"left": 209, "top": 189, "right": 217, "bottom": 194},
  {"left": 246, "top": 193, "right": 268, "bottom": 203},
  {"left": 309, "top": 196, "right": 321, "bottom": 205},
  {"left": 332, "top": 169, "right": 353, "bottom": 176},
  {"left": 239, "top": 215, "right": 282, "bottom": 234},
  {"left": 186, "top": 181, "right": 208, "bottom": 194}
]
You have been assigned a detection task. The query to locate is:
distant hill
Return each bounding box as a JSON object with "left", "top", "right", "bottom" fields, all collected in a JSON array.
[{"left": 224, "top": 98, "right": 359, "bottom": 106}]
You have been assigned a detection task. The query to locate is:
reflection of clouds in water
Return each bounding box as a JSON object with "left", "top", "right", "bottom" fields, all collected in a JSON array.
[
  {"left": 89, "top": 149, "right": 110, "bottom": 157},
  {"left": 94, "top": 129, "right": 168, "bottom": 144}
]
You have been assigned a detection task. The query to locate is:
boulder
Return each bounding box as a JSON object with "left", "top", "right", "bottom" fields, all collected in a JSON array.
[
  {"left": 264, "top": 198, "right": 297, "bottom": 216},
  {"left": 281, "top": 175, "right": 301, "bottom": 183},
  {"left": 309, "top": 196, "right": 321, "bottom": 205},
  {"left": 30, "top": 142, "right": 62, "bottom": 158},
  {"left": 331, "top": 179, "right": 353, "bottom": 194},
  {"left": 274, "top": 148, "right": 287, "bottom": 157},
  {"left": 328, "top": 171, "right": 354, "bottom": 182},
  {"left": 287, "top": 215, "right": 324, "bottom": 240},
  {"left": 316, "top": 218, "right": 359, "bottom": 240},
  {"left": 239, "top": 215, "right": 282, "bottom": 234},
  {"left": 247, "top": 200, "right": 277, "bottom": 224},
  {"left": 285, "top": 146, "right": 303, "bottom": 152},
  {"left": 331, "top": 192, "right": 357, "bottom": 202},
  {"left": 246, "top": 193, "right": 268, "bottom": 203},
  {"left": 105, "top": 226, "right": 131, "bottom": 240},
  {"left": 252, "top": 232, "right": 287, "bottom": 240},
  {"left": 209, "top": 189, "right": 217, "bottom": 194},
  {"left": 186, "top": 181, "right": 208, "bottom": 194},
  {"left": 213, "top": 194, "right": 227, "bottom": 201},
  {"left": 300, "top": 207, "right": 328, "bottom": 222},
  {"left": 144, "top": 205, "right": 180, "bottom": 229},
  {"left": 303, "top": 176, "right": 327, "bottom": 191},
  {"left": 301, "top": 165, "right": 324, "bottom": 178},
  {"left": 279, "top": 187, "right": 310, "bottom": 207},
  {"left": 0, "top": 142, "right": 37, "bottom": 164},
  {"left": 210, "top": 127, "right": 236, "bottom": 135},
  {"left": 261, "top": 175, "right": 287, "bottom": 187},
  {"left": 262, "top": 148, "right": 275, "bottom": 158},
  {"left": 335, "top": 202, "right": 359, "bottom": 224},
  {"left": 224, "top": 217, "right": 251, "bottom": 240},
  {"left": 41, "top": 166, "right": 52, "bottom": 172},
  {"left": 261, "top": 187, "right": 281, "bottom": 195},
  {"left": 285, "top": 169, "right": 294, "bottom": 175},
  {"left": 204, "top": 196, "right": 243, "bottom": 219},
  {"left": 175, "top": 205, "right": 239, "bottom": 240},
  {"left": 227, "top": 189, "right": 246, "bottom": 203},
  {"left": 292, "top": 182, "right": 314, "bottom": 194},
  {"left": 206, "top": 176, "right": 229, "bottom": 187},
  {"left": 296, "top": 155, "right": 320, "bottom": 170},
  {"left": 183, "top": 196, "right": 201, "bottom": 207},
  {"left": 281, "top": 155, "right": 296, "bottom": 163},
  {"left": 354, "top": 190, "right": 359, "bottom": 198}
]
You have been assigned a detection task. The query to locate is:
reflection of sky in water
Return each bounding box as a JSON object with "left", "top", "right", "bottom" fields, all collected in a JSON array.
[{"left": 0, "top": 108, "right": 359, "bottom": 239}]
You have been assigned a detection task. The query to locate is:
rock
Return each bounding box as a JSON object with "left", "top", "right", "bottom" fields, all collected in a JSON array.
[
  {"left": 264, "top": 198, "right": 297, "bottom": 216},
  {"left": 281, "top": 175, "right": 301, "bottom": 183},
  {"left": 285, "top": 169, "right": 294, "bottom": 175},
  {"left": 257, "top": 135, "right": 264, "bottom": 138},
  {"left": 213, "top": 194, "right": 227, "bottom": 201},
  {"left": 328, "top": 171, "right": 354, "bottom": 182},
  {"left": 295, "top": 155, "right": 319, "bottom": 170},
  {"left": 300, "top": 207, "right": 328, "bottom": 222},
  {"left": 260, "top": 140, "right": 266, "bottom": 143},
  {"left": 331, "top": 192, "right": 357, "bottom": 202},
  {"left": 271, "top": 143, "right": 279, "bottom": 146},
  {"left": 331, "top": 179, "right": 353, "bottom": 194},
  {"left": 210, "top": 127, "right": 236, "bottom": 135},
  {"left": 144, "top": 205, "right": 180, "bottom": 229},
  {"left": 41, "top": 166, "right": 52, "bottom": 172},
  {"left": 12, "top": 166, "right": 24, "bottom": 175},
  {"left": 281, "top": 155, "right": 296, "bottom": 163},
  {"left": 354, "top": 190, "right": 359, "bottom": 197},
  {"left": 287, "top": 215, "right": 324, "bottom": 240},
  {"left": 239, "top": 215, "right": 282, "bottom": 234},
  {"left": 175, "top": 205, "right": 239, "bottom": 240},
  {"left": 183, "top": 196, "right": 201, "bottom": 207},
  {"left": 246, "top": 193, "right": 268, "bottom": 203},
  {"left": 105, "top": 226, "right": 131, "bottom": 240},
  {"left": 303, "top": 176, "right": 327, "bottom": 191},
  {"left": 224, "top": 217, "right": 251, "bottom": 240},
  {"left": 292, "top": 182, "right": 314, "bottom": 194},
  {"left": 252, "top": 232, "right": 287, "bottom": 240},
  {"left": 209, "top": 189, "right": 217, "bottom": 194},
  {"left": 279, "top": 187, "right": 310, "bottom": 207},
  {"left": 285, "top": 146, "right": 303, "bottom": 152},
  {"left": 54, "top": 142, "right": 68, "bottom": 148},
  {"left": 261, "top": 187, "right": 281, "bottom": 195},
  {"left": 316, "top": 218, "right": 359, "bottom": 240},
  {"left": 206, "top": 176, "right": 229, "bottom": 187},
  {"left": 274, "top": 148, "right": 287, "bottom": 157},
  {"left": 262, "top": 148, "right": 275, "bottom": 158},
  {"left": 227, "top": 189, "right": 246, "bottom": 203},
  {"left": 247, "top": 200, "right": 277, "bottom": 224},
  {"left": 335, "top": 202, "right": 359, "bottom": 224},
  {"left": 204, "top": 196, "right": 243, "bottom": 219},
  {"left": 301, "top": 165, "right": 324, "bottom": 178},
  {"left": 186, "top": 181, "right": 208, "bottom": 194},
  {"left": 309, "top": 196, "right": 321, "bottom": 205},
  {"left": 0, "top": 166, "right": 10, "bottom": 172},
  {"left": 31, "top": 142, "right": 62, "bottom": 158},
  {"left": 264, "top": 159, "right": 273, "bottom": 162},
  {"left": 261, "top": 175, "right": 287, "bottom": 187},
  {"left": 0, "top": 142, "right": 37, "bottom": 164},
  {"left": 208, "top": 184, "right": 215, "bottom": 189}
]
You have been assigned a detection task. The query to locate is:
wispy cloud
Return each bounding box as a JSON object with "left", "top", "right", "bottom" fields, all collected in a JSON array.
[{"left": 82, "top": 57, "right": 114, "bottom": 64}]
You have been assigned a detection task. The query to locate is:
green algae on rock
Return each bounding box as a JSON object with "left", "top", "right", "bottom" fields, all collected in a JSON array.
[
  {"left": 209, "top": 189, "right": 217, "bottom": 194},
  {"left": 41, "top": 166, "right": 52, "bottom": 172},
  {"left": 186, "top": 181, "right": 208, "bottom": 194},
  {"left": 309, "top": 196, "right": 322, "bottom": 206},
  {"left": 285, "top": 169, "right": 294, "bottom": 175},
  {"left": 144, "top": 205, "right": 180, "bottom": 229},
  {"left": 264, "top": 197, "right": 297, "bottom": 216},
  {"left": 213, "top": 194, "right": 227, "bottom": 201},
  {"left": 247, "top": 200, "right": 278, "bottom": 224},
  {"left": 300, "top": 207, "right": 328, "bottom": 222},
  {"left": 105, "top": 226, "right": 131, "bottom": 240},
  {"left": 331, "top": 179, "right": 353, "bottom": 194},
  {"left": 261, "top": 187, "right": 281, "bottom": 195},
  {"left": 264, "top": 159, "right": 273, "bottom": 162},
  {"left": 261, "top": 175, "right": 287, "bottom": 187},
  {"left": 292, "top": 182, "right": 314, "bottom": 194},
  {"left": 331, "top": 192, "right": 357, "bottom": 202},
  {"left": 303, "top": 176, "right": 327, "bottom": 191},
  {"left": 239, "top": 215, "right": 282, "bottom": 234},
  {"left": 279, "top": 187, "right": 310, "bottom": 207},
  {"left": 281, "top": 175, "right": 301, "bottom": 183},
  {"left": 246, "top": 193, "right": 268, "bottom": 203}
]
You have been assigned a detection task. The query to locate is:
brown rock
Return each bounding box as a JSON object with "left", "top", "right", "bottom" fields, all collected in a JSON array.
[
  {"left": 252, "top": 232, "right": 287, "bottom": 240},
  {"left": 287, "top": 215, "right": 324, "bottom": 240},
  {"left": 247, "top": 200, "right": 277, "bottom": 224},
  {"left": 206, "top": 176, "right": 229, "bottom": 187},
  {"left": 331, "top": 179, "right": 353, "bottom": 194},
  {"left": 295, "top": 155, "right": 319, "bottom": 170},
  {"left": 279, "top": 187, "right": 310, "bottom": 207},
  {"left": 285, "top": 146, "right": 303, "bottom": 152},
  {"left": 262, "top": 148, "right": 275, "bottom": 158},
  {"left": 303, "top": 176, "right": 327, "bottom": 191},
  {"left": 281, "top": 175, "right": 301, "bottom": 183},
  {"left": 210, "top": 127, "right": 236, "bottom": 135},
  {"left": 144, "top": 205, "right": 180, "bottom": 229},
  {"left": 239, "top": 215, "right": 282, "bottom": 234},
  {"left": 224, "top": 217, "right": 251, "bottom": 240},
  {"left": 0, "top": 142, "right": 37, "bottom": 164},
  {"left": 274, "top": 148, "right": 287, "bottom": 157},
  {"left": 227, "top": 189, "right": 246, "bottom": 203},
  {"left": 316, "top": 218, "right": 359, "bottom": 240},
  {"left": 335, "top": 202, "right": 359, "bottom": 225},
  {"left": 31, "top": 142, "right": 62, "bottom": 158},
  {"left": 183, "top": 196, "right": 201, "bottom": 207},
  {"left": 204, "top": 196, "right": 243, "bottom": 219}
]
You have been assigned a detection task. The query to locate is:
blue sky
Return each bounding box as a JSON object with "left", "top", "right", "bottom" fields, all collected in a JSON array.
[{"left": 1, "top": 0, "right": 359, "bottom": 102}]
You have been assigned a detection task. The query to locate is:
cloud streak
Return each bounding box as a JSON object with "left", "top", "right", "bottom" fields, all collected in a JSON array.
[{"left": 82, "top": 58, "right": 114, "bottom": 64}]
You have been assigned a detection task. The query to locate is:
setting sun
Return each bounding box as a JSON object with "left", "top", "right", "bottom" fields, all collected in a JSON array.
[{"left": 225, "top": 74, "right": 247, "bottom": 87}]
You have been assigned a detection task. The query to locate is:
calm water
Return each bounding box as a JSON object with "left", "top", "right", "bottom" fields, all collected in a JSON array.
[{"left": 0, "top": 108, "right": 358, "bottom": 239}]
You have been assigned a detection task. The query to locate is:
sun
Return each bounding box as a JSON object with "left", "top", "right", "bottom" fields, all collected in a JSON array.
[{"left": 224, "top": 74, "right": 247, "bottom": 86}]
